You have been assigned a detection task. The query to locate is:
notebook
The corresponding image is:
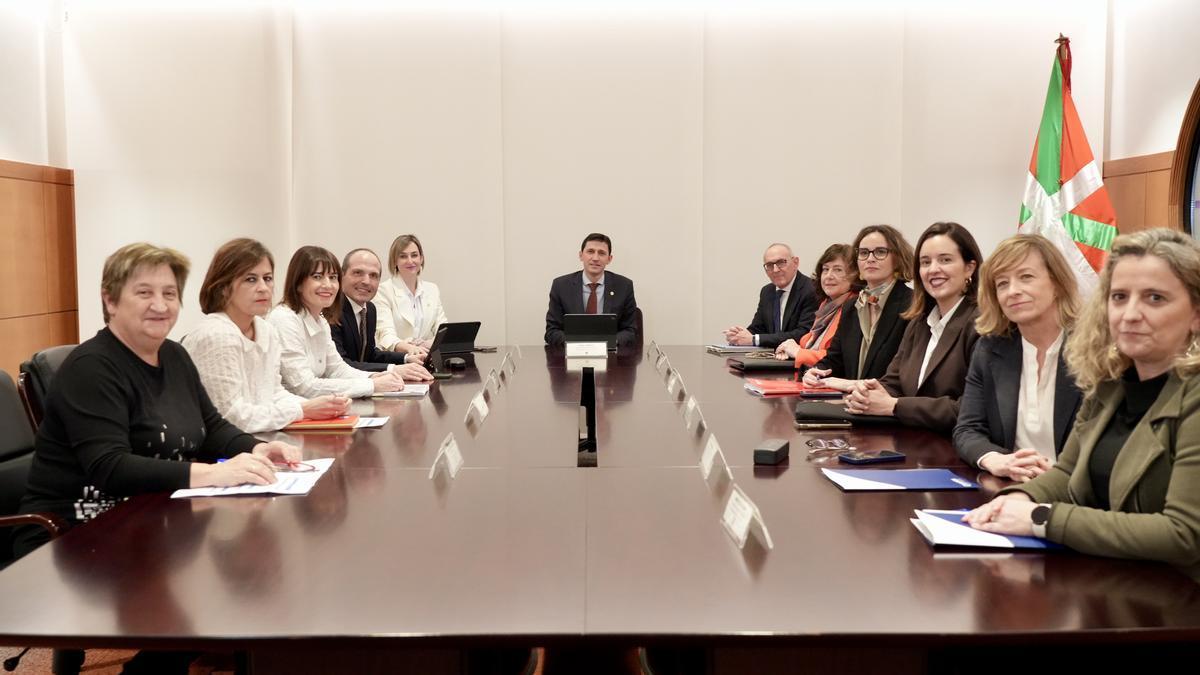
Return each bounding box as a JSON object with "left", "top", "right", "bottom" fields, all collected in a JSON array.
[{"left": 911, "top": 509, "right": 1063, "bottom": 550}]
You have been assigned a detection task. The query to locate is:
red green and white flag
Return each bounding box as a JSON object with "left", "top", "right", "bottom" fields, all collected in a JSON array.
[{"left": 1018, "top": 36, "right": 1117, "bottom": 296}]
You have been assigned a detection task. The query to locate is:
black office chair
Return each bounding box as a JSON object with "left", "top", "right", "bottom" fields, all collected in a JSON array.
[
  {"left": 632, "top": 307, "right": 644, "bottom": 347},
  {"left": 0, "top": 369, "right": 66, "bottom": 672},
  {"left": 18, "top": 344, "right": 77, "bottom": 429}
]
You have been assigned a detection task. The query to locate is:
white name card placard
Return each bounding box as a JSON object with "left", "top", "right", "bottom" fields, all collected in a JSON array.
[
  {"left": 682, "top": 395, "right": 700, "bottom": 430},
  {"left": 428, "top": 433, "right": 464, "bottom": 479},
  {"left": 666, "top": 371, "right": 685, "bottom": 398},
  {"left": 464, "top": 390, "right": 490, "bottom": 426},
  {"left": 499, "top": 354, "right": 512, "bottom": 377},
  {"left": 655, "top": 352, "right": 669, "bottom": 373},
  {"left": 721, "top": 484, "right": 774, "bottom": 550},
  {"left": 485, "top": 369, "right": 499, "bottom": 396},
  {"left": 566, "top": 342, "right": 607, "bottom": 358},
  {"left": 700, "top": 434, "right": 733, "bottom": 482}
]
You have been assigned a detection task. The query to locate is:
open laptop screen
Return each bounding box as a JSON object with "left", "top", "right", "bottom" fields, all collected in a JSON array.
[
  {"left": 563, "top": 313, "right": 617, "bottom": 351},
  {"left": 437, "top": 321, "right": 481, "bottom": 354}
]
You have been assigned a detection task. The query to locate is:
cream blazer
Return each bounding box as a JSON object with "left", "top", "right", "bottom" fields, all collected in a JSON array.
[{"left": 373, "top": 277, "right": 448, "bottom": 350}]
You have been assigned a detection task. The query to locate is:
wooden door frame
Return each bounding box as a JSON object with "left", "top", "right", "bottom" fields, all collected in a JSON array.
[{"left": 1168, "top": 77, "right": 1200, "bottom": 231}]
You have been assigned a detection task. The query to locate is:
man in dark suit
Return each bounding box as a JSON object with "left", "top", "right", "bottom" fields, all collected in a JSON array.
[
  {"left": 723, "top": 243, "right": 819, "bottom": 349},
  {"left": 544, "top": 233, "right": 639, "bottom": 347},
  {"left": 333, "top": 248, "right": 432, "bottom": 378}
]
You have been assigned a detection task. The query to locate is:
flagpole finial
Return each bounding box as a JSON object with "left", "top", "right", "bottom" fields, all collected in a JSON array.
[{"left": 1055, "top": 34, "right": 1072, "bottom": 89}]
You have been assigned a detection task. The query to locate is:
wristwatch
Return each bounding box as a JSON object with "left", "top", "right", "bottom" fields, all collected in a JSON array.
[{"left": 1031, "top": 503, "right": 1053, "bottom": 538}]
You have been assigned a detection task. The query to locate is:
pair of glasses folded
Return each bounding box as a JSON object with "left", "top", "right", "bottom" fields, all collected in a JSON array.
[{"left": 805, "top": 438, "right": 854, "bottom": 454}]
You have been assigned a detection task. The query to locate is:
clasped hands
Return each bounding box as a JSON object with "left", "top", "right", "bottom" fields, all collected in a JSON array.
[
  {"left": 843, "top": 379, "right": 897, "bottom": 416},
  {"left": 394, "top": 338, "right": 433, "bottom": 363},
  {"left": 722, "top": 325, "right": 754, "bottom": 346},
  {"left": 979, "top": 448, "right": 1052, "bottom": 482},
  {"left": 800, "top": 369, "right": 896, "bottom": 416}
]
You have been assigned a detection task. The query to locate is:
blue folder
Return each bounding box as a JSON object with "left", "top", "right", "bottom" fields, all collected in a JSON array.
[
  {"left": 822, "top": 468, "right": 979, "bottom": 491},
  {"left": 916, "top": 510, "right": 1065, "bottom": 550}
]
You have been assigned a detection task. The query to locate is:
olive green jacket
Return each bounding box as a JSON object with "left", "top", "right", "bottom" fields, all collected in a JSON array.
[{"left": 1004, "top": 371, "right": 1200, "bottom": 579}]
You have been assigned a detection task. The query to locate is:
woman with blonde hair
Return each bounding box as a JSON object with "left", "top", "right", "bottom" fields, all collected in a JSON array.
[
  {"left": 374, "top": 234, "right": 448, "bottom": 362},
  {"left": 966, "top": 229, "right": 1200, "bottom": 579},
  {"left": 954, "top": 235, "right": 1083, "bottom": 480}
]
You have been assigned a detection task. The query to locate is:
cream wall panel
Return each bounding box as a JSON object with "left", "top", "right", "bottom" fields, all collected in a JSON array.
[
  {"left": 7, "top": 3, "right": 1183, "bottom": 346},
  {"left": 61, "top": 6, "right": 294, "bottom": 338},
  {"left": 900, "top": 1, "right": 1108, "bottom": 260},
  {"left": 0, "top": 1, "right": 50, "bottom": 165},
  {"left": 1109, "top": 0, "right": 1200, "bottom": 159},
  {"left": 502, "top": 13, "right": 705, "bottom": 346},
  {"left": 290, "top": 9, "right": 506, "bottom": 345},
  {"left": 701, "top": 7, "right": 904, "bottom": 342}
]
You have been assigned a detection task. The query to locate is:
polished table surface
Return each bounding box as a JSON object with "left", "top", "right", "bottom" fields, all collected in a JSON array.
[{"left": 1, "top": 346, "right": 1198, "bottom": 650}]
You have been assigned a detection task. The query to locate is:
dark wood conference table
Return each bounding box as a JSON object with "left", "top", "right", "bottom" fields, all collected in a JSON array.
[{"left": 0, "top": 346, "right": 1198, "bottom": 672}]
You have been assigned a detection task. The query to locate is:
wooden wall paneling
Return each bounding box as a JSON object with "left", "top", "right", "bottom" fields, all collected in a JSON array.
[
  {"left": 0, "top": 159, "right": 45, "bottom": 182},
  {"left": 44, "top": 184, "right": 78, "bottom": 313},
  {"left": 0, "top": 314, "right": 51, "bottom": 381},
  {"left": 1103, "top": 151, "right": 1174, "bottom": 178},
  {"left": 48, "top": 310, "right": 79, "bottom": 347},
  {"left": 1145, "top": 170, "right": 1171, "bottom": 229},
  {"left": 0, "top": 177, "right": 50, "bottom": 319},
  {"left": 1105, "top": 173, "right": 1147, "bottom": 233}
]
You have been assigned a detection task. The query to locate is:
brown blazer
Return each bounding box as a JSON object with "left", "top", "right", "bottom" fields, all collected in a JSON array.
[
  {"left": 877, "top": 298, "right": 980, "bottom": 435},
  {"left": 1008, "top": 371, "right": 1200, "bottom": 580}
]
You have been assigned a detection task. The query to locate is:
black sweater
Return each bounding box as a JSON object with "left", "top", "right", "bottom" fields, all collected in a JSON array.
[{"left": 19, "top": 328, "right": 258, "bottom": 525}]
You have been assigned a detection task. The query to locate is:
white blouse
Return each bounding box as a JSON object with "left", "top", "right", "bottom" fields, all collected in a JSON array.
[
  {"left": 267, "top": 305, "right": 375, "bottom": 399},
  {"left": 374, "top": 277, "right": 448, "bottom": 350},
  {"left": 182, "top": 313, "right": 306, "bottom": 433},
  {"left": 1014, "top": 331, "right": 1064, "bottom": 462},
  {"left": 917, "top": 296, "right": 965, "bottom": 388}
]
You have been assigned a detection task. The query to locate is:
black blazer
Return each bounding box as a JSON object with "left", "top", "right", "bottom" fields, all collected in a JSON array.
[
  {"left": 544, "top": 271, "right": 639, "bottom": 347},
  {"left": 330, "top": 299, "right": 407, "bottom": 372},
  {"left": 815, "top": 282, "right": 913, "bottom": 381},
  {"left": 745, "top": 275, "right": 820, "bottom": 349},
  {"left": 953, "top": 330, "right": 1084, "bottom": 468}
]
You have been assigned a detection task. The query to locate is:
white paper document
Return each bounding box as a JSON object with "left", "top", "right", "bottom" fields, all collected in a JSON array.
[
  {"left": 355, "top": 416, "right": 389, "bottom": 429},
  {"left": 171, "top": 457, "right": 335, "bottom": 498},
  {"left": 705, "top": 344, "right": 760, "bottom": 355},
  {"left": 372, "top": 384, "right": 430, "bottom": 398}
]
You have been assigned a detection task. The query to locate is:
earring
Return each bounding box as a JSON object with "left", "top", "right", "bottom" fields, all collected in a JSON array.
[
  {"left": 1187, "top": 334, "right": 1200, "bottom": 360},
  {"left": 1109, "top": 344, "right": 1121, "bottom": 360}
]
